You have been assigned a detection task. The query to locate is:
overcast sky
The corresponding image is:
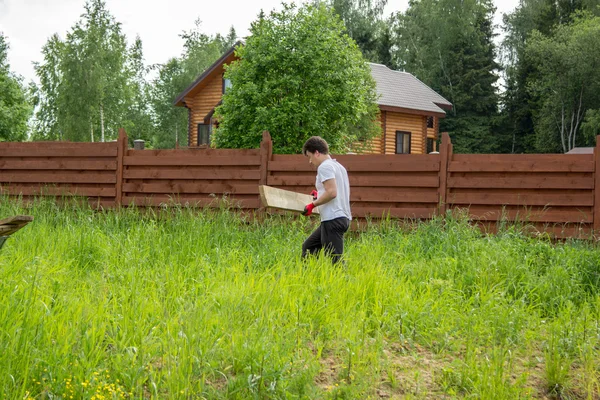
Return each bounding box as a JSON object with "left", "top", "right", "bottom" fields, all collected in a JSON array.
[{"left": 0, "top": 0, "right": 520, "bottom": 84}]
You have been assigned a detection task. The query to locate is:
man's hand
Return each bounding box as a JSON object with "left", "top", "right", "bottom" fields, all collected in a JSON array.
[
  {"left": 310, "top": 190, "right": 318, "bottom": 200},
  {"left": 302, "top": 202, "right": 315, "bottom": 216}
]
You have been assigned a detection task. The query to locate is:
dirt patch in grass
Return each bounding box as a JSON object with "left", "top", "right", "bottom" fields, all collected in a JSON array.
[
  {"left": 314, "top": 350, "right": 342, "bottom": 391},
  {"left": 512, "top": 352, "right": 551, "bottom": 399},
  {"left": 205, "top": 372, "right": 228, "bottom": 391},
  {"left": 375, "top": 342, "right": 454, "bottom": 399},
  {"left": 513, "top": 349, "right": 598, "bottom": 400}
]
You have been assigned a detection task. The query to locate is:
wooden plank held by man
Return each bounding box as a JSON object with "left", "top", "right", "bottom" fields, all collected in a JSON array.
[
  {"left": 259, "top": 185, "right": 319, "bottom": 214},
  {"left": 0, "top": 215, "right": 34, "bottom": 251}
]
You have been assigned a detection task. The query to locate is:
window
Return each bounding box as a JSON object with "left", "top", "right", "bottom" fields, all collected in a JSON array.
[
  {"left": 395, "top": 131, "right": 411, "bottom": 154},
  {"left": 427, "top": 138, "right": 435, "bottom": 154},
  {"left": 197, "top": 124, "right": 211, "bottom": 146},
  {"left": 427, "top": 116, "right": 434, "bottom": 129},
  {"left": 222, "top": 77, "right": 232, "bottom": 94}
]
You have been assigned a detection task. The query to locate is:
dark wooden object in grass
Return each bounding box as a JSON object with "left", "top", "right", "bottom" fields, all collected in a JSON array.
[{"left": 0, "top": 215, "right": 33, "bottom": 250}]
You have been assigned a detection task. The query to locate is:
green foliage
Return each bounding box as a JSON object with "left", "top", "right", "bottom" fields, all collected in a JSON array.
[
  {"left": 148, "top": 21, "right": 236, "bottom": 148},
  {"left": 392, "top": 0, "right": 500, "bottom": 153},
  {"left": 500, "top": 0, "right": 600, "bottom": 153},
  {"left": 582, "top": 109, "right": 600, "bottom": 144},
  {"left": 30, "top": 1, "right": 236, "bottom": 147},
  {"left": 32, "top": 0, "right": 152, "bottom": 142},
  {"left": 214, "top": 3, "right": 380, "bottom": 154},
  {"left": 30, "top": 34, "right": 63, "bottom": 140},
  {"left": 148, "top": 58, "right": 188, "bottom": 149},
  {"left": 525, "top": 13, "right": 600, "bottom": 153},
  {"left": 121, "top": 36, "right": 154, "bottom": 145},
  {"left": 0, "top": 33, "right": 32, "bottom": 141},
  {"left": 325, "top": 0, "right": 394, "bottom": 66}
]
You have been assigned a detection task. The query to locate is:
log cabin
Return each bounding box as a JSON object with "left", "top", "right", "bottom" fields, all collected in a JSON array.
[{"left": 174, "top": 42, "right": 453, "bottom": 154}]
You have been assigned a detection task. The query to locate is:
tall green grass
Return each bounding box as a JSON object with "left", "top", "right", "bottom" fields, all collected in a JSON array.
[{"left": 0, "top": 197, "right": 598, "bottom": 399}]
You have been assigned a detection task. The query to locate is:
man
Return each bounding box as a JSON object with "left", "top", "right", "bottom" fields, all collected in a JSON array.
[{"left": 301, "top": 136, "right": 351, "bottom": 264}]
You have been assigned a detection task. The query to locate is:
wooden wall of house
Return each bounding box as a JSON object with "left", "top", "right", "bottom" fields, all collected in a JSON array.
[
  {"left": 426, "top": 117, "right": 438, "bottom": 139},
  {"left": 352, "top": 112, "right": 438, "bottom": 155},
  {"left": 184, "top": 72, "right": 223, "bottom": 146},
  {"left": 427, "top": 116, "right": 440, "bottom": 152},
  {"left": 353, "top": 112, "right": 385, "bottom": 154},
  {"left": 351, "top": 137, "right": 383, "bottom": 154},
  {"left": 384, "top": 112, "right": 426, "bottom": 154}
]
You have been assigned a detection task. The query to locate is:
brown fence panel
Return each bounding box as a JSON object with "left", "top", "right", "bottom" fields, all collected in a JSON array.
[
  {"left": 447, "top": 153, "right": 595, "bottom": 238},
  {"left": 267, "top": 153, "right": 441, "bottom": 220},
  {"left": 2, "top": 131, "right": 600, "bottom": 240},
  {"left": 121, "top": 148, "right": 262, "bottom": 209},
  {"left": 0, "top": 141, "right": 118, "bottom": 208}
]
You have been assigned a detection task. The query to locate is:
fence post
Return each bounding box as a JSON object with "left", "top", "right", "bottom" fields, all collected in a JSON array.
[
  {"left": 259, "top": 131, "right": 272, "bottom": 186},
  {"left": 594, "top": 135, "right": 600, "bottom": 232},
  {"left": 438, "top": 132, "right": 452, "bottom": 215},
  {"left": 115, "top": 128, "right": 127, "bottom": 207},
  {"left": 259, "top": 131, "right": 273, "bottom": 211}
]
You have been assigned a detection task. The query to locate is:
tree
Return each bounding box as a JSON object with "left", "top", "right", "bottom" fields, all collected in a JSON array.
[
  {"left": 214, "top": 3, "right": 380, "bottom": 154},
  {"left": 33, "top": 0, "right": 143, "bottom": 142},
  {"left": 0, "top": 33, "right": 32, "bottom": 141},
  {"left": 324, "top": 0, "right": 394, "bottom": 66},
  {"left": 392, "top": 0, "right": 500, "bottom": 153},
  {"left": 148, "top": 21, "right": 236, "bottom": 148},
  {"left": 31, "top": 34, "right": 64, "bottom": 140},
  {"left": 148, "top": 58, "right": 187, "bottom": 148},
  {"left": 63, "top": 0, "right": 130, "bottom": 142},
  {"left": 582, "top": 109, "right": 600, "bottom": 145},
  {"left": 525, "top": 13, "right": 600, "bottom": 152},
  {"left": 500, "top": 0, "right": 600, "bottom": 153},
  {"left": 122, "top": 36, "right": 154, "bottom": 144}
]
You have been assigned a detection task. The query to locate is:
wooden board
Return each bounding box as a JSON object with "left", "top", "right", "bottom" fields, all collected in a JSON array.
[
  {"left": 259, "top": 185, "right": 319, "bottom": 214},
  {"left": 0, "top": 215, "right": 34, "bottom": 236}
]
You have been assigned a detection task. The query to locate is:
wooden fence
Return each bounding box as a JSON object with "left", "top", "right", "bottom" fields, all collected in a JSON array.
[
  {"left": 0, "top": 140, "right": 119, "bottom": 208},
  {"left": 1, "top": 129, "right": 599, "bottom": 239}
]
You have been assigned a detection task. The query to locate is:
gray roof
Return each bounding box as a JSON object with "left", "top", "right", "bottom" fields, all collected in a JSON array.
[{"left": 369, "top": 63, "right": 452, "bottom": 115}]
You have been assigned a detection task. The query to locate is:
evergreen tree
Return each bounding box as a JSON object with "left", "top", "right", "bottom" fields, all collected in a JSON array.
[
  {"left": 393, "top": 0, "right": 500, "bottom": 153},
  {"left": 324, "top": 0, "right": 394, "bottom": 66}
]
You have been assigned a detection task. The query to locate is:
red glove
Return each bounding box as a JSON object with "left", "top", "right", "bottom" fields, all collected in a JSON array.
[
  {"left": 302, "top": 202, "right": 315, "bottom": 216},
  {"left": 310, "top": 190, "right": 318, "bottom": 200}
]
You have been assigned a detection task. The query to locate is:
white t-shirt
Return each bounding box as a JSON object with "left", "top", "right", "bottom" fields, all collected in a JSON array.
[{"left": 315, "top": 158, "right": 352, "bottom": 221}]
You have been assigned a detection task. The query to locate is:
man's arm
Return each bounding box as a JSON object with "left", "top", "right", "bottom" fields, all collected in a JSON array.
[{"left": 312, "top": 178, "right": 337, "bottom": 207}]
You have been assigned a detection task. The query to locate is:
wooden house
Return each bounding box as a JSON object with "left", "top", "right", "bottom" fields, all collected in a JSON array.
[{"left": 174, "top": 42, "right": 453, "bottom": 154}]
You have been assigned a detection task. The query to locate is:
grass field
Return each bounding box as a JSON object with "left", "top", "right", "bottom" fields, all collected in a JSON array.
[{"left": 0, "top": 198, "right": 599, "bottom": 399}]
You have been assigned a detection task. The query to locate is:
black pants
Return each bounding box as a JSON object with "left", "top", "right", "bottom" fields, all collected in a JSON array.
[{"left": 302, "top": 217, "right": 350, "bottom": 264}]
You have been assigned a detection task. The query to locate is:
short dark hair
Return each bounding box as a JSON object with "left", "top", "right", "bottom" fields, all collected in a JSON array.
[{"left": 302, "top": 136, "right": 329, "bottom": 155}]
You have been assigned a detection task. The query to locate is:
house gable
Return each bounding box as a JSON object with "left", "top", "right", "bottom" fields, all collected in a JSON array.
[
  {"left": 174, "top": 41, "right": 242, "bottom": 108},
  {"left": 174, "top": 46, "right": 453, "bottom": 153}
]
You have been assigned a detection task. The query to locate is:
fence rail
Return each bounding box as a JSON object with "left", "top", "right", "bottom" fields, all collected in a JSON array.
[{"left": 1, "top": 129, "right": 599, "bottom": 239}]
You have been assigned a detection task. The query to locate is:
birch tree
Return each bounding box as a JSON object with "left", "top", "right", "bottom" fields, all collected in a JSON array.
[
  {"left": 500, "top": 0, "right": 600, "bottom": 153},
  {"left": 33, "top": 0, "right": 137, "bottom": 142},
  {"left": 526, "top": 13, "right": 600, "bottom": 152}
]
